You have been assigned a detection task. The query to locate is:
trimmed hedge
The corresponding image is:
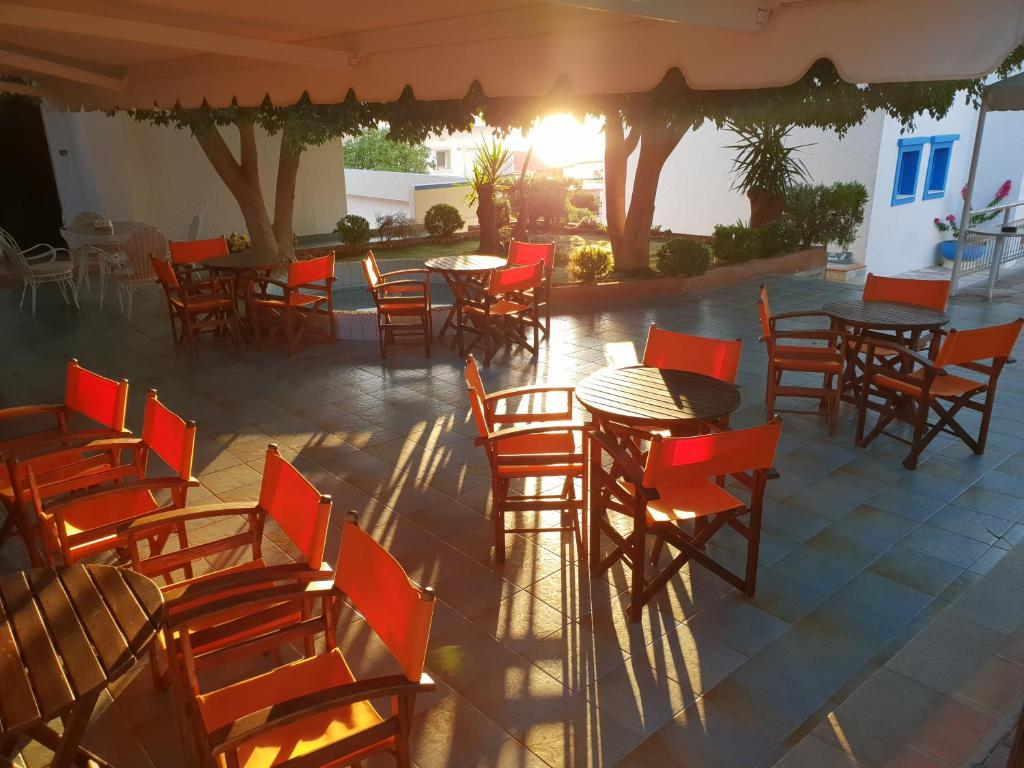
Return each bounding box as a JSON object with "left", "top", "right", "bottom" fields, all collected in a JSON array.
[
  {"left": 568, "top": 244, "right": 613, "bottom": 283},
  {"left": 424, "top": 203, "right": 465, "bottom": 237},
  {"left": 336, "top": 215, "right": 370, "bottom": 245},
  {"left": 656, "top": 239, "right": 711, "bottom": 276}
]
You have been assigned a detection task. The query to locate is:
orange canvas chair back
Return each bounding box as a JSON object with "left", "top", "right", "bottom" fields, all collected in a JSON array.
[
  {"left": 464, "top": 359, "right": 492, "bottom": 438},
  {"left": 150, "top": 255, "right": 180, "bottom": 289},
  {"left": 642, "top": 325, "right": 743, "bottom": 383},
  {"left": 757, "top": 285, "right": 772, "bottom": 338},
  {"left": 63, "top": 361, "right": 129, "bottom": 432},
  {"left": 489, "top": 261, "right": 542, "bottom": 296},
  {"left": 361, "top": 252, "right": 382, "bottom": 290},
  {"left": 862, "top": 273, "right": 950, "bottom": 311},
  {"left": 258, "top": 446, "right": 331, "bottom": 567},
  {"left": 168, "top": 236, "right": 228, "bottom": 265},
  {"left": 508, "top": 241, "right": 555, "bottom": 271},
  {"left": 141, "top": 390, "right": 195, "bottom": 480},
  {"left": 287, "top": 253, "right": 335, "bottom": 287},
  {"left": 643, "top": 419, "right": 782, "bottom": 487},
  {"left": 934, "top": 318, "right": 1024, "bottom": 369},
  {"left": 334, "top": 515, "right": 434, "bottom": 681}
]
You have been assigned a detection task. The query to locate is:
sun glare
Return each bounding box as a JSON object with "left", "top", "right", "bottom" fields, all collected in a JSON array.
[{"left": 527, "top": 114, "right": 604, "bottom": 167}]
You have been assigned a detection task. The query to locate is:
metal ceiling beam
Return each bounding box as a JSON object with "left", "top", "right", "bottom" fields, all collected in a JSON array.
[
  {"left": 0, "top": 4, "right": 360, "bottom": 71},
  {"left": 0, "top": 49, "right": 124, "bottom": 89}
]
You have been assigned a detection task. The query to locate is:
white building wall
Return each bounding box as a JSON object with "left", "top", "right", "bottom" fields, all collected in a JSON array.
[
  {"left": 632, "top": 114, "right": 884, "bottom": 264},
  {"left": 860, "top": 97, "right": 1024, "bottom": 275},
  {"left": 343, "top": 168, "right": 466, "bottom": 223},
  {"left": 42, "top": 108, "right": 347, "bottom": 240}
]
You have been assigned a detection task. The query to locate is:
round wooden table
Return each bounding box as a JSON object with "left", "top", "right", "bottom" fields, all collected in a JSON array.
[
  {"left": 823, "top": 299, "right": 950, "bottom": 401},
  {"left": 576, "top": 365, "right": 741, "bottom": 430},
  {"left": 424, "top": 254, "right": 507, "bottom": 339},
  {"left": 0, "top": 564, "right": 163, "bottom": 768},
  {"left": 203, "top": 250, "right": 286, "bottom": 331}
]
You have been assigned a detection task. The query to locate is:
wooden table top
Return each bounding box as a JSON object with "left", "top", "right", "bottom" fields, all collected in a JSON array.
[
  {"left": 424, "top": 255, "right": 507, "bottom": 273},
  {"left": 576, "top": 366, "right": 741, "bottom": 426},
  {"left": 0, "top": 565, "right": 163, "bottom": 735},
  {"left": 822, "top": 300, "right": 949, "bottom": 331},
  {"left": 203, "top": 250, "right": 284, "bottom": 271}
]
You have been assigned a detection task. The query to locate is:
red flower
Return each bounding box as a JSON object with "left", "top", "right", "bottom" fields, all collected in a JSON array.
[
  {"left": 961, "top": 184, "right": 969, "bottom": 200},
  {"left": 934, "top": 217, "right": 941, "bottom": 224},
  {"left": 946, "top": 214, "right": 957, "bottom": 223},
  {"left": 997, "top": 179, "right": 1012, "bottom": 200}
]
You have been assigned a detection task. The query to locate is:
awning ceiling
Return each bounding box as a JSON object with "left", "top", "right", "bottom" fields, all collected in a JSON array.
[
  {"left": 2, "top": 0, "right": 1022, "bottom": 110},
  {"left": 986, "top": 71, "right": 1024, "bottom": 112}
]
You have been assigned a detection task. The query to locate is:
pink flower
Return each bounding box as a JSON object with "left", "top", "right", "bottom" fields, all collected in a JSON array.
[
  {"left": 961, "top": 184, "right": 969, "bottom": 200},
  {"left": 946, "top": 214, "right": 957, "bottom": 223},
  {"left": 997, "top": 179, "right": 1012, "bottom": 200},
  {"left": 934, "top": 217, "right": 941, "bottom": 224}
]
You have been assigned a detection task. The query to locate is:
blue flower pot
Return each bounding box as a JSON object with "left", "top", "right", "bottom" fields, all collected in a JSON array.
[{"left": 938, "top": 240, "right": 983, "bottom": 263}]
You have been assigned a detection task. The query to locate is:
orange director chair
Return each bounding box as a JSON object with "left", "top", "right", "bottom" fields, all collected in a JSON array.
[
  {"left": 859, "top": 272, "right": 951, "bottom": 354},
  {"left": 856, "top": 318, "right": 1023, "bottom": 470},
  {"left": 174, "top": 513, "right": 435, "bottom": 768},
  {"left": 252, "top": 253, "right": 337, "bottom": 355},
  {"left": 169, "top": 236, "right": 230, "bottom": 281},
  {"left": 361, "top": 251, "right": 432, "bottom": 359},
  {"left": 153, "top": 256, "right": 242, "bottom": 356},
  {"left": 0, "top": 360, "right": 129, "bottom": 564},
  {"left": 459, "top": 261, "right": 543, "bottom": 366},
  {"left": 22, "top": 389, "right": 198, "bottom": 567},
  {"left": 642, "top": 324, "right": 743, "bottom": 382},
  {"left": 466, "top": 355, "right": 588, "bottom": 562},
  {"left": 589, "top": 419, "right": 782, "bottom": 623},
  {"left": 758, "top": 284, "right": 846, "bottom": 433},
  {"left": 507, "top": 240, "right": 556, "bottom": 337}
]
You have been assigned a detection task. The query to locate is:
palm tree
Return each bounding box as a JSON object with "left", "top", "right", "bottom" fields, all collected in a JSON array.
[
  {"left": 726, "top": 122, "right": 810, "bottom": 228},
  {"left": 466, "top": 138, "right": 512, "bottom": 254}
]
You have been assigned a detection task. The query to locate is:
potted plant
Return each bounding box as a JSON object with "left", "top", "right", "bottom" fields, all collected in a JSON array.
[{"left": 933, "top": 179, "right": 1012, "bottom": 267}]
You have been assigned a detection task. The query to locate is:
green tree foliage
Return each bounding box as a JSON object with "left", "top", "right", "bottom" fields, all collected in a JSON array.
[
  {"left": 343, "top": 126, "right": 434, "bottom": 173},
  {"left": 726, "top": 122, "right": 810, "bottom": 228},
  {"left": 784, "top": 182, "right": 869, "bottom": 249},
  {"left": 424, "top": 203, "right": 465, "bottom": 237}
]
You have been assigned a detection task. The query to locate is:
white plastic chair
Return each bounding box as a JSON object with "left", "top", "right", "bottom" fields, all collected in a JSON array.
[
  {"left": 64, "top": 211, "right": 108, "bottom": 291},
  {"left": 113, "top": 225, "right": 167, "bottom": 319},
  {"left": 1, "top": 227, "right": 78, "bottom": 315}
]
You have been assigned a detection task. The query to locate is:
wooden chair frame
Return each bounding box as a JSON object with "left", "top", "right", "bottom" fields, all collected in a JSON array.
[
  {"left": 759, "top": 285, "right": 847, "bottom": 434},
  {"left": 170, "top": 513, "right": 434, "bottom": 768},
  {"left": 362, "top": 253, "right": 432, "bottom": 359},
  {"left": 507, "top": 240, "right": 555, "bottom": 338},
  {"left": 467, "top": 356, "right": 588, "bottom": 562},
  {"left": 856, "top": 322, "right": 1021, "bottom": 469},
  {"left": 588, "top": 421, "right": 780, "bottom": 623},
  {"left": 251, "top": 254, "right": 337, "bottom": 355},
  {"left": 153, "top": 256, "right": 242, "bottom": 356},
  {"left": 458, "top": 263, "right": 542, "bottom": 367}
]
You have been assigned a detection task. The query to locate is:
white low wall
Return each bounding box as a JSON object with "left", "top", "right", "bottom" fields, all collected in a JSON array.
[{"left": 344, "top": 168, "right": 468, "bottom": 225}]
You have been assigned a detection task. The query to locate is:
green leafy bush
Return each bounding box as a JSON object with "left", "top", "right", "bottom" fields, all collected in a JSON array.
[
  {"left": 756, "top": 219, "right": 800, "bottom": 258},
  {"left": 569, "top": 188, "right": 600, "bottom": 213},
  {"left": 656, "top": 239, "right": 711, "bottom": 276},
  {"left": 423, "top": 203, "right": 465, "bottom": 237},
  {"left": 336, "top": 215, "right": 370, "bottom": 245},
  {"left": 783, "top": 182, "right": 868, "bottom": 249},
  {"left": 568, "top": 244, "right": 613, "bottom": 283},
  {"left": 712, "top": 224, "right": 761, "bottom": 264},
  {"left": 375, "top": 211, "right": 417, "bottom": 242}
]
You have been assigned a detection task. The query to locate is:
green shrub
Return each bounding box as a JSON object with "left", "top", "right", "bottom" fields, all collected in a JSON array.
[
  {"left": 423, "top": 203, "right": 465, "bottom": 237},
  {"left": 569, "top": 188, "right": 600, "bottom": 213},
  {"left": 568, "top": 244, "right": 613, "bottom": 283},
  {"left": 712, "top": 224, "right": 761, "bottom": 264},
  {"left": 656, "top": 239, "right": 711, "bottom": 277},
  {"left": 783, "top": 182, "right": 868, "bottom": 249},
  {"left": 574, "top": 214, "right": 602, "bottom": 232},
  {"left": 336, "top": 215, "right": 370, "bottom": 245},
  {"left": 756, "top": 219, "right": 800, "bottom": 258},
  {"left": 375, "top": 211, "right": 417, "bottom": 241}
]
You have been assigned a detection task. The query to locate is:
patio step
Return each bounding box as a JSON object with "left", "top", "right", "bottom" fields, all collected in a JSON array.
[{"left": 775, "top": 543, "right": 1024, "bottom": 767}]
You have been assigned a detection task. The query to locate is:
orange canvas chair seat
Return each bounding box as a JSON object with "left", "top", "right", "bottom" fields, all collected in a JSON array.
[
  {"left": 856, "top": 319, "right": 1023, "bottom": 469},
  {"left": 25, "top": 389, "right": 197, "bottom": 566},
  {"left": 0, "top": 360, "right": 129, "bottom": 565},
  {"left": 758, "top": 284, "right": 845, "bottom": 434},
  {"left": 466, "top": 354, "right": 587, "bottom": 561},
  {"left": 198, "top": 648, "right": 389, "bottom": 768},
  {"left": 589, "top": 419, "right": 782, "bottom": 622},
  {"left": 174, "top": 515, "right": 434, "bottom": 768}
]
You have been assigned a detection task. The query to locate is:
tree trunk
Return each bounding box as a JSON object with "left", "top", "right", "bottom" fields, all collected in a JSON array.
[
  {"left": 603, "top": 114, "right": 638, "bottom": 261},
  {"left": 477, "top": 183, "right": 502, "bottom": 254},
  {"left": 273, "top": 121, "right": 301, "bottom": 260},
  {"left": 748, "top": 188, "right": 784, "bottom": 229},
  {"left": 193, "top": 120, "right": 280, "bottom": 257},
  {"left": 611, "top": 120, "right": 686, "bottom": 272}
]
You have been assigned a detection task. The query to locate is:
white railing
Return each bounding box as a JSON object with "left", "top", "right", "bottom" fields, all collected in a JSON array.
[{"left": 951, "top": 199, "right": 1024, "bottom": 299}]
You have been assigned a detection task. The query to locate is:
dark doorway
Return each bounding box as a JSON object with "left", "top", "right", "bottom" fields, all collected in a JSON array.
[{"left": 0, "top": 95, "right": 62, "bottom": 247}]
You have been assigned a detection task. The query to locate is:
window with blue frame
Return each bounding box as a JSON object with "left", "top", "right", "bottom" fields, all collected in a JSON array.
[
  {"left": 922, "top": 134, "right": 959, "bottom": 200},
  {"left": 892, "top": 137, "right": 928, "bottom": 206}
]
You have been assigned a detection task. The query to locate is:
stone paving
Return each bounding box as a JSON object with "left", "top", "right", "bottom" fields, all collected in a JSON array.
[{"left": 2, "top": 271, "right": 1024, "bottom": 767}]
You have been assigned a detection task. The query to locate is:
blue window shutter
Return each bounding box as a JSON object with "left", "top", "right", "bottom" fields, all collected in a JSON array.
[
  {"left": 892, "top": 137, "right": 928, "bottom": 206},
  {"left": 922, "top": 134, "right": 959, "bottom": 200}
]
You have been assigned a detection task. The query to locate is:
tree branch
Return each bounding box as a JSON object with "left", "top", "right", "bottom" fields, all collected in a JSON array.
[
  {"left": 273, "top": 119, "right": 301, "bottom": 258},
  {"left": 194, "top": 128, "right": 246, "bottom": 197},
  {"left": 238, "top": 119, "right": 260, "bottom": 186}
]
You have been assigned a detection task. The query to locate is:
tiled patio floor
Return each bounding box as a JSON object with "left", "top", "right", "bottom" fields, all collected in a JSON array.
[{"left": 3, "top": 272, "right": 1024, "bottom": 767}]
